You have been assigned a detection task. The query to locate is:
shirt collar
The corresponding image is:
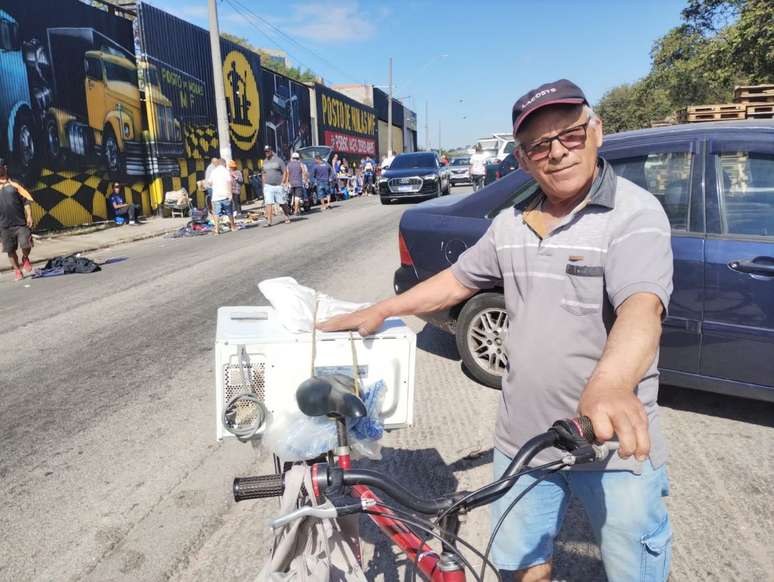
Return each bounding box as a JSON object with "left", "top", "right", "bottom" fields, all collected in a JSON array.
[{"left": 515, "top": 156, "right": 616, "bottom": 213}]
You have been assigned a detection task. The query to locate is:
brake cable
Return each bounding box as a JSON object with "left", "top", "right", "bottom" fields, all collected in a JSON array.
[{"left": 479, "top": 465, "right": 566, "bottom": 581}]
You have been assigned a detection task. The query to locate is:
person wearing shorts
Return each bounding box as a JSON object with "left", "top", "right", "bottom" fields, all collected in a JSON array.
[
  {"left": 0, "top": 158, "right": 35, "bottom": 281},
  {"left": 262, "top": 145, "right": 291, "bottom": 226},
  {"left": 283, "top": 151, "right": 308, "bottom": 216},
  {"left": 208, "top": 159, "right": 235, "bottom": 234},
  {"left": 317, "top": 80, "right": 674, "bottom": 582},
  {"left": 311, "top": 154, "right": 334, "bottom": 211}
]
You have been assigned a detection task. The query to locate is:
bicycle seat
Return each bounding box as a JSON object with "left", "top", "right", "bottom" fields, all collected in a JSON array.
[{"left": 296, "top": 374, "right": 367, "bottom": 419}]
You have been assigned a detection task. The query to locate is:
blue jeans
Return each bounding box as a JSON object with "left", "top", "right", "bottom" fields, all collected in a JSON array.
[
  {"left": 491, "top": 449, "right": 672, "bottom": 581},
  {"left": 212, "top": 198, "right": 233, "bottom": 217}
]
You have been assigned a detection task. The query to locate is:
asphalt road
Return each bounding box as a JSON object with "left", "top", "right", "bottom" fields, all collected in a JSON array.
[{"left": 1, "top": 190, "right": 772, "bottom": 582}]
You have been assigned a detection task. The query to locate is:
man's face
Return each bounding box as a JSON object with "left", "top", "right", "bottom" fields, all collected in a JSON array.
[
  {"left": 265, "top": 149, "right": 273, "bottom": 159},
  {"left": 515, "top": 105, "right": 603, "bottom": 202}
]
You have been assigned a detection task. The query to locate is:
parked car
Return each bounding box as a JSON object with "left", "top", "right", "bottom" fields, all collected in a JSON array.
[
  {"left": 449, "top": 156, "right": 471, "bottom": 186},
  {"left": 484, "top": 152, "right": 519, "bottom": 186},
  {"left": 394, "top": 120, "right": 774, "bottom": 402},
  {"left": 378, "top": 151, "right": 450, "bottom": 204},
  {"left": 296, "top": 145, "right": 333, "bottom": 208}
]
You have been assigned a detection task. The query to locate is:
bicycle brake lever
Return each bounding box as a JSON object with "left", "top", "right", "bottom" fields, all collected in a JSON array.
[{"left": 561, "top": 443, "right": 609, "bottom": 465}]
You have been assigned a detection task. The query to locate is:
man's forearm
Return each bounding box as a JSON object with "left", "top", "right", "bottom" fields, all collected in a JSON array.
[
  {"left": 588, "top": 293, "right": 663, "bottom": 393},
  {"left": 374, "top": 268, "right": 476, "bottom": 319}
]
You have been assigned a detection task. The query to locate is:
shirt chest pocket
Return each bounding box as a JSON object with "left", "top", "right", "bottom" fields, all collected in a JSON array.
[{"left": 561, "top": 264, "right": 605, "bottom": 315}]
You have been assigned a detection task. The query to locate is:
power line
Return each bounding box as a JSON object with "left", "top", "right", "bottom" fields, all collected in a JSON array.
[
  {"left": 225, "top": 0, "right": 360, "bottom": 83},
  {"left": 223, "top": 0, "right": 319, "bottom": 76}
]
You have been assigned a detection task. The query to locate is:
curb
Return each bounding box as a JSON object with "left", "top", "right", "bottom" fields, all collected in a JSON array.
[{"left": 0, "top": 224, "right": 184, "bottom": 273}]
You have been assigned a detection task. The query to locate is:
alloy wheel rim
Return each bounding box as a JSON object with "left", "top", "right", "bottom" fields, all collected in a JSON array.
[{"left": 467, "top": 307, "right": 509, "bottom": 376}]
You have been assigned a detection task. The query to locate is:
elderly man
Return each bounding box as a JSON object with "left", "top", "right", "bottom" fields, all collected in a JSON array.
[{"left": 320, "top": 79, "right": 673, "bottom": 582}]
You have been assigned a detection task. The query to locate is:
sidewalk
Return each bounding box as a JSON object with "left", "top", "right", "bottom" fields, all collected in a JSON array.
[{"left": 0, "top": 216, "right": 190, "bottom": 273}]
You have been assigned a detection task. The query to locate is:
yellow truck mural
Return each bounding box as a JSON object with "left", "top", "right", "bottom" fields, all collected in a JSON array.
[{"left": 41, "top": 28, "right": 182, "bottom": 177}]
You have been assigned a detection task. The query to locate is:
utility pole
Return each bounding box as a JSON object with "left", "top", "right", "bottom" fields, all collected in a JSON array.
[
  {"left": 438, "top": 120, "right": 442, "bottom": 153},
  {"left": 425, "top": 100, "right": 430, "bottom": 150},
  {"left": 387, "top": 57, "right": 393, "bottom": 157},
  {"left": 208, "top": 0, "right": 232, "bottom": 161}
]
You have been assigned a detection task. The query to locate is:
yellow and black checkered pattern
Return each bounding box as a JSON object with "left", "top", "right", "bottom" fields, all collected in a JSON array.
[
  {"left": 150, "top": 157, "right": 261, "bottom": 210},
  {"left": 183, "top": 123, "right": 219, "bottom": 159},
  {"left": 30, "top": 167, "right": 150, "bottom": 230}
]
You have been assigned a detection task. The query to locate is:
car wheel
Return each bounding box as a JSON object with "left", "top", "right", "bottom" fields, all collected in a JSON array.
[
  {"left": 12, "top": 110, "right": 39, "bottom": 182},
  {"left": 456, "top": 292, "right": 508, "bottom": 388},
  {"left": 45, "top": 115, "right": 61, "bottom": 162},
  {"left": 380, "top": 196, "right": 392, "bottom": 205},
  {"left": 103, "top": 126, "right": 124, "bottom": 176}
]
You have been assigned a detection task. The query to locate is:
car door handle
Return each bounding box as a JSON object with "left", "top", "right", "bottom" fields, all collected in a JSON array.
[{"left": 728, "top": 258, "right": 774, "bottom": 276}]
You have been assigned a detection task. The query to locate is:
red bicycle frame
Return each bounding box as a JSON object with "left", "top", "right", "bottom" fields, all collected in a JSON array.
[{"left": 336, "top": 453, "right": 465, "bottom": 582}]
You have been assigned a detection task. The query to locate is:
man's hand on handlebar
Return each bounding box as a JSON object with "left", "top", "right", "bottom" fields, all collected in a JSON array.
[
  {"left": 578, "top": 382, "right": 650, "bottom": 462},
  {"left": 318, "top": 305, "right": 387, "bottom": 336}
]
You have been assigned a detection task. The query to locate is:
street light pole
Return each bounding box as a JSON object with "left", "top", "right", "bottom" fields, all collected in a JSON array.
[
  {"left": 425, "top": 100, "right": 430, "bottom": 150},
  {"left": 387, "top": 57, "right": 393, "bottom": 157},
  {"left": 438, "top": 120, "right": 442, "bottom": 153},
  {"left": 208, "top": 0, "right": 232, "bottom": 161}
]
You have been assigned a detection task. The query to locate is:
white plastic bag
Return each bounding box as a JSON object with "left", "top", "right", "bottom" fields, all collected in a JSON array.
[
  {"left": 258, "top": 277, "right": 369, "bottom": 333},
  {"left": 261, "top": 380, "right": 387, "bottom": 461}
]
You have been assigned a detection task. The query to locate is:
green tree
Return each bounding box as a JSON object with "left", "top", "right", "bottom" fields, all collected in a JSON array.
[
  {"left": 221, "top": 33, "right": 319, "bottom": 84},
  {"left": 595, "top": 0, "right": 773, "bottom": 132}
]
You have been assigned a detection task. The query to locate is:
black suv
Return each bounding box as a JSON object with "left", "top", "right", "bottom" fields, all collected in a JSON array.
[{"left": 378, "top": 152, "right": 450, "bottom": 204}]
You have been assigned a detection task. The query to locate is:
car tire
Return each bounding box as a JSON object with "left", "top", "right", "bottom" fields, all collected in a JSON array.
[
  {"left": 380, "top": 196, "right": 392, "bottom": 205},
  {"left": 103, "top": 125, "right": 125, "bottom": 177},
  {"left": 456, "top": 292, "right": 508, "bottom": 389},
  {"left": 12, "top": 109, "right": 39, "bottom": 183}
]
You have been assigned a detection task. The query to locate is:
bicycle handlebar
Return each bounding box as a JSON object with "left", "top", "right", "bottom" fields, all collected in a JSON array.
[{"left": 234, "top": 416, "right": 601, "bottom": 516}]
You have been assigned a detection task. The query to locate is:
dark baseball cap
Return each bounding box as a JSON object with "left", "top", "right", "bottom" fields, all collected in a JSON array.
[{"left": 512, "top": 79, "right": 588, "bottom": 134}]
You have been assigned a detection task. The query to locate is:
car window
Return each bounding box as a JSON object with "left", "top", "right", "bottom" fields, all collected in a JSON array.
[
  {"left": 486, "top": 177, "right": 540, "bottom": 219},
  {"left": 609, "top": 152, "right": 692, "bottom": 231},
  {"left": 503, "top": 142, "right": 515, "bottom": 154},
  {"left": 716, "top": 151, "right": 774, "bottom": 237}
]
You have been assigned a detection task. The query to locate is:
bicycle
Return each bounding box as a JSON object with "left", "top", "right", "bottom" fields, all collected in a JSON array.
[{"left": 230, "top": 378, "right": 606, "bottom": 581}]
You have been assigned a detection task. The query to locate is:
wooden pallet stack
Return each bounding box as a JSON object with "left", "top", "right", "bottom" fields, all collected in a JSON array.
[
  {"left": 676, "top": 103, "right": 747, "bottom": 123},
  {"left": 733, "top": 84, "right": 774, "bottom": 119}
]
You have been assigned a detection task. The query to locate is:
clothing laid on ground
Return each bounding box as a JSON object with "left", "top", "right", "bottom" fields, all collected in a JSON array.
[
  {"left": 35, "top": 254, "right": 101, "bottom": 277},
  {"left": 451, "top": 158, "right": 674, "bottom": 472},
  {"left": 262, "top": 156, "right": 286, "bottom": 186},
  {"left": 209, "top": 165, "right": 232, "bottom": 201},
  {"left": 469, "top": 152, "right": 488, "bottom": 176}
]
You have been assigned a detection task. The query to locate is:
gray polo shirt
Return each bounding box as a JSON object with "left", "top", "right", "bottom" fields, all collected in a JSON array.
[
  {"left": 451, "top": 159, "right": 673, "bottom": 472},
  {"left": 263, "top": 156, "right": 286, "bottom": 186}
]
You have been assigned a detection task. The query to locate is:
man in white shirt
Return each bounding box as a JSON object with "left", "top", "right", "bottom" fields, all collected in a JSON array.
[
  {"left": 207, "top": 159, "right": 234, "bottom": 235},
  {"left": 469, "top": 145, "right": 488, "bottom": 192}
]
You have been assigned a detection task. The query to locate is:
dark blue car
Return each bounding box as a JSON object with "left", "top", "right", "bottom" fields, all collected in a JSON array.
[{"left": 394, "top": 120, "right": 774, "bottom": 401}]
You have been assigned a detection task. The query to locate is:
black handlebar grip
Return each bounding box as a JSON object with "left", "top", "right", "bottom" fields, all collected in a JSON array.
[
  {"left": 233, "top": 474, "right": 285, "bottom": 502},
  {"left": 551, "top": 416, "right": 597, "bottom": 450},
  {"left": 574, "top": 416, "right": 596, "bottom": 443}
]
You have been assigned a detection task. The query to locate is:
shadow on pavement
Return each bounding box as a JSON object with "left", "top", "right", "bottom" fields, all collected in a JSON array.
[
  {"left": 659, "top": 384, "right": 774, "bottom": 428},
  {"left": 416, "top": 324, "right": 459, "bottom": 361},
  {"left": 355, "top": 445, "right": 606, "bottom": 581}
]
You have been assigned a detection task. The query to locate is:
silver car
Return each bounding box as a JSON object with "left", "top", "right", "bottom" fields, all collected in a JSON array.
[{"left": 449, "top": 156, "right": 471, "bottom": 186}]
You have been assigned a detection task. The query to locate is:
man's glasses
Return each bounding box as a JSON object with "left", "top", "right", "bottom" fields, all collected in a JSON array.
[{"left": 521, "top": 119, "right": 590, "bottom": 161}]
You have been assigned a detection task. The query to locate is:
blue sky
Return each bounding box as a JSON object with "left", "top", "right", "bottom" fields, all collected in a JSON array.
[{"left": 145, "top": 0, "right": 687, "bottom": 148}]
